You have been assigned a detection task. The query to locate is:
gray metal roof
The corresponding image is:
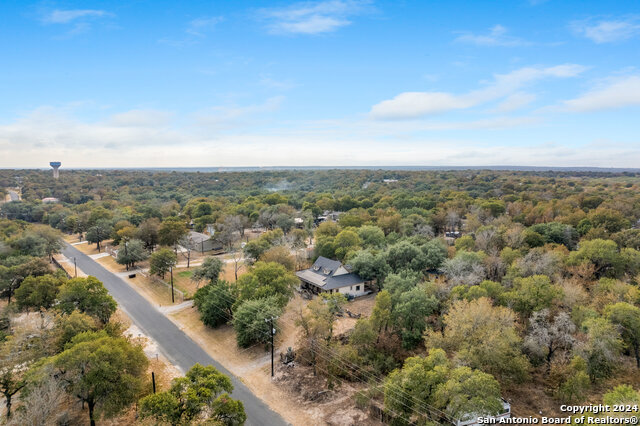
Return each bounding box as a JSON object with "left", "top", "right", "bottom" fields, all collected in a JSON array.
[
  {"left": 296, "top": 256, "right": 364, "bottom": 290},
  {"left": 188, "top": 231, "right": 210, "bottom": 244}
]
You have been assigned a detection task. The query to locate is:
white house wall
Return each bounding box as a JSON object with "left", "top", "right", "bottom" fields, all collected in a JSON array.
[{"left": 336, "top": 284, "right": 367, "bottom": 298}]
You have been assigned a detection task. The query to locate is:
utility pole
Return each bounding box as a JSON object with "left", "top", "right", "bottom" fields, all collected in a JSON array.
[
  {"left": 74, "top": 257, "right": 77, "bottom": 278},
  {"left": 124, "top": 241, "right": 129, "bottom": 271},
  {"left": 170, "top": 266, "right": 174, "bottom": 304},
  {"left": 151, "top": 372, "right": 156, "bottom": 393},
  {"left": 265, "top": 317, "right": 278, "bottom": 377}
]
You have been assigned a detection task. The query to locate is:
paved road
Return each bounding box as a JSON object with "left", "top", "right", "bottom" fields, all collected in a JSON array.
[{"left": 61, "top": 244, "right": 288, "bottom": 426}]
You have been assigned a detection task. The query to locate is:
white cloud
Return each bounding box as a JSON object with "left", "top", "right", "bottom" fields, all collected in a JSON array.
[
  {"left": 370, "top": 64, "right": 586, "bottom": 120},
  {"left": 0, "top": 107, "right": 182, "bottom": 155},
  {"left": 259, "top": 75, "right": 296, "bottom": 90},
  {"left": 455, "top": 25, "right": 530, "bottom": 47},
  {"left": 186, "top": 16, "right": 223, "bottom": 36},
  {"left": 193, "top": 97, "right": 285, "bottom": 128},
  {"left": 43, "top": 9, "right": 111, "bottom": 24},
  {"left": 572, "top": 18, "right": 640, "bottom": 43},
  {"left": 561, "top": 75, "right": 640, "bottom": 112},
  {"left": 40, "top": 9, "right": 113, "bottom": 36},
  {"left": 160, "top": 16, "right": 223, "bottom": 46},
  {"left": 1, "top": 105, "right": 639, "bottom": 168},
  {"left": 109, "top": 110, "right": 174, "bottom": 127},
  {"left": 259, "top": 0, "right": 371, "bottom": 35},
  {"left": 491, "top": 93, "right": 537, "bottom": 113}
]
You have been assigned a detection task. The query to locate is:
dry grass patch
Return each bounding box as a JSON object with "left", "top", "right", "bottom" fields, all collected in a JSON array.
[
  {"left": 274, "top": 362, "right": 381, "bottom": 425},
  {"left": 74, "top": 240, "right": 112, "bottom": 255},
  {"left": 167, "top": 303, "right": 318, "bottom": 426},
  {"left": 53, "top": 254, "right": 87, "bottom": 278},
  {"left": 96, "top": 254, "right": 127, "bottom": 273},
  {"left": 63, "top": 233, "right": 83, "bottom": 243},
  {"left": 221, "top": 261, "right": 245, "bottom": 282},
  {"left": 333, "top": 293, "right": 376, "bottom": 336},
  {"left": 127, "top": 274, "right": 183, "bottom": 307}
]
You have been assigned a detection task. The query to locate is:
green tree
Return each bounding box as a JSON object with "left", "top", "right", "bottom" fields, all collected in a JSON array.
[
  {"left": 383, "top": 270, "right": 421, "bottom": 295},
  {"left": 349, "top": 250, "right": 390, "bottom": 284},
  {"left": 194, "top": 281, "right": 236, "bottom": 328},
  {"left": 383, "top": 349, "right": 450, "bottom": 424},
  {"left": 455, "top": 235, "right": 475, "bottom": 252},
  {"left": 588, "top": 208, "right": 630, "bottom": 234},
  {"left": 422, "top": 238, "right": 448, "bottom": 270},
  {"left": 9, "top": 232, "right": 47, "bottom": 257},
  {"left": 357, "top": 225, "right": 386, "bottom": 249},
  {"left": 235, "top": 261, "right": 298, "bottom": 307},
  {"left": 556, "top": 356, "right": 590, "bottom": 404},
  {"left": 233, "top": 297, "right": 282, "bottom": 348},
  {"left": 603, "top": 384, "right": 640, "bottom": 405},
  {"left": 243, "top": 238, "right": 271, "bottom": 261},
  {"left": 567, "top": 239, "right": 625, "bottom": 278},
  {"left": 0, "top": 257, "right": 51, "bottom": 304},
  {"left": 57, "top": 276, "right": 117, "bottom": 323},
  {"left": 605, "top": 302, "right": 640, "bottom": 368},
  {"left": 333, "top": 229, "right": 362, "bottom": 260},
  {"left": 49, "top": 332, "right": 149, "bottom": 426},
  {"left": 504, "top": 275, "right": 562, "bottom": 317},
  {"left": 115, "top": 238, "right": 148, "bottom": 270},
  {"left": 29, "top": 225, "right": 64, "bottom": 260},
  {"left": 530, "top": 222, "right": 578, "bottom": 249},
  {"left": 386, "top": 241, "right": 428, "bottom": 273},
  {"left": 259, "top": 246, "right": 296, "bottom": 271},
  {"left": 140, "top": 363, "right": 245, "bottom": 426},
  {"left": 54, "top": 310, "right": 99, "bottom": 351},
  {"left": 86, "top": 219, "right": 113, "bottom": 252},
  {"left": 192, "top": 256, "right": 224, "bottom": 285},
  {"left": 612, "top": 229, "right": 640, "bottom": 250},
  {"left": 581, "top": 317, "right": 622, "bottom": 381},
  {"left": 393, "top": 284, "right": 439, "bottom": 349},
  {"left": 14, "top": 274, "right": 63, "bottom": 310},
  {"left": 426, "top": 298, "right": 529, "bottom": 382},
  {"left": 296, "top": 293, "right": 347, "bottom": 376},
  {"left": 150, "top": 248, "right": 177, "bottom": 279},
  {"left": 136, "top": 217, "right": 160, "bottom": 250},
  {"left": 384, "top": 349, "right": 503, "bottom": 424},
  {"left": 434, "top": 366, "right": 503, "bottom": 420},
  {"left": 370, "top": 290, "right": 393, "bottom": 339},
  {"left": 158, "top": 218, "right": 188, "bottom": 250}
]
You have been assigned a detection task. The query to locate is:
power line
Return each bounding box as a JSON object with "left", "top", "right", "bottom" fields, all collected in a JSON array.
[
  {"left": 184, "top": 290, "right": 422, "bottom": 421},
  {"left": 191, "top": 282, "right": 455, "bottom": 423}
]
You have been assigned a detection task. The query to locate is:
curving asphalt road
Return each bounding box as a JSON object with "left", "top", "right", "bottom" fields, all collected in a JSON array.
[{"left": 61, "top": 243, "right": 288, "bottom": 426}]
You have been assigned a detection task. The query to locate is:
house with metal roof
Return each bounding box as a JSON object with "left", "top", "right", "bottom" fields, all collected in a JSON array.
[
  {"left": 184, "top": 231, "right": 225, "bottom": 254},
  {"left": 296, "top": 256, "right": 370, "bottom": 298}
]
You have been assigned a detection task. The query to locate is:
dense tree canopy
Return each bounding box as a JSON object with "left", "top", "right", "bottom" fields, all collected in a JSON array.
[{"left": 3, "top": 167, "right": 640, "bottom": 419}]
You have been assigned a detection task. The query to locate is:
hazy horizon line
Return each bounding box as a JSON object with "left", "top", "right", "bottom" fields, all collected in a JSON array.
[{"left": 2, "top": 165, "right": 640, "bottom": 172}]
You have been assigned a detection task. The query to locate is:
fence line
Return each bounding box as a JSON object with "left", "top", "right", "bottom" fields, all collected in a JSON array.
[{"left": 51, "top": 256, "right": 71, "bottom": 279}]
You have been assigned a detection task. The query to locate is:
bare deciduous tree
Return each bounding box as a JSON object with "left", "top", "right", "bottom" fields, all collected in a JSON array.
[{"left": 524, "top": 309, "right": 575, "bottom": 371}]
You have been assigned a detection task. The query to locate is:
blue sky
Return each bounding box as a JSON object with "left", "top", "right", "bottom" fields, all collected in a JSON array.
[{"left": 1, "top": 0, "right": 640, "bottom": 167}]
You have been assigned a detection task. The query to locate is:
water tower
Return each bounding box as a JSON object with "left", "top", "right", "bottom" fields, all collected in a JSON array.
[{"left": 50, "top": 162, "right": 61, "bottom": 179}]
